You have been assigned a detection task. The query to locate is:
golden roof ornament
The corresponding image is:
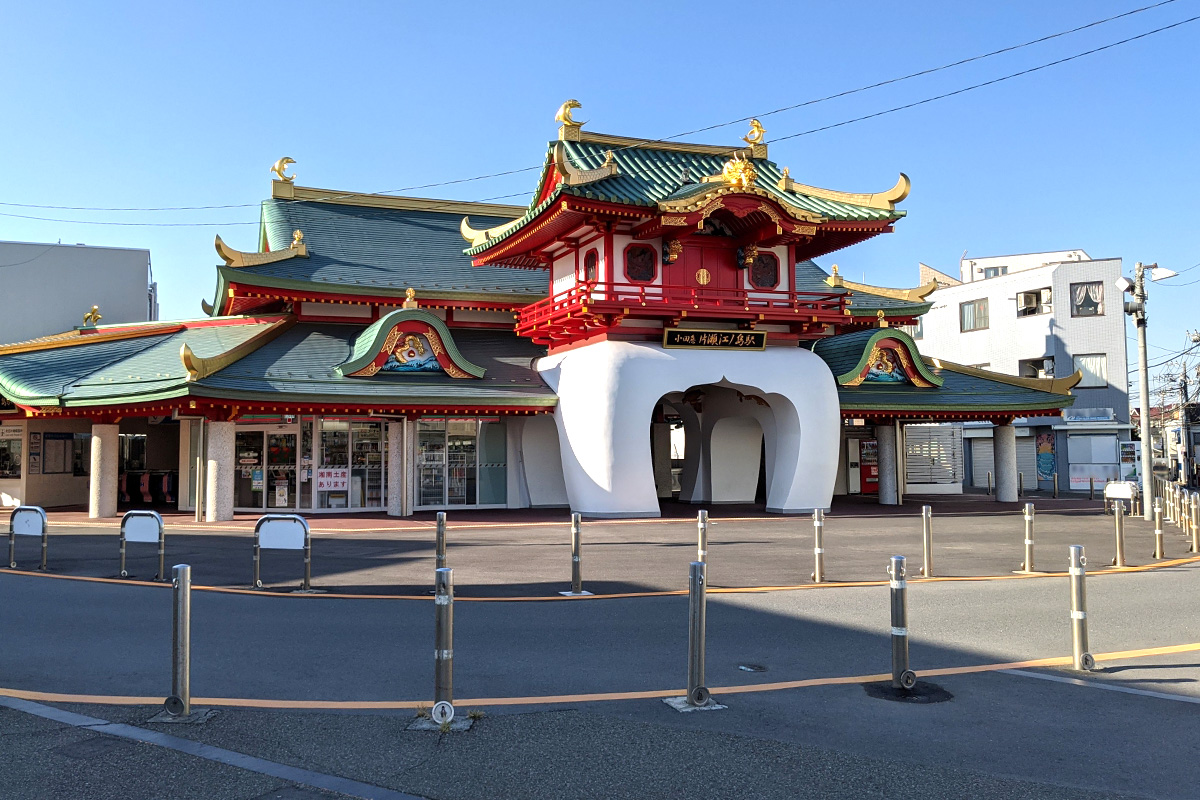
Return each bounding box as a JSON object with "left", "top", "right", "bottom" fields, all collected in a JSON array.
[
  {"left": 743, "top": 119, "right": 765, "bottom": 146},
  {"left": 291, "top": 229, "right": 304, "bottom": 249},
  {"left": 556, "top": 99, "right": 585, "bottom": 141},
  {"left": 82, "top": 305, "right": 102, "bottom": 327},
  {"left": 877, "top": 309, "right": 889, "bottom": 328},
  {"left": 721, "top": 153, "right": 758, "bottom": 190},
  {"left": 271, "top": 157, "right": 296, "bottom": 183},
  {"left": 828, "top": 264, "right": 844, "bottom": 288},
  {"left": 402, "top": 287, "right": 419, "bottom": 309}
]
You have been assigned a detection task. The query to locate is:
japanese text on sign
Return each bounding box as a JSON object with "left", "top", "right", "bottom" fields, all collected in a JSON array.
[
  {"left": 316, "top": 468, "right": 349, "bottom": 491},
  {"left": 662, "top": 328, "right": 766, "bottom": 350}
]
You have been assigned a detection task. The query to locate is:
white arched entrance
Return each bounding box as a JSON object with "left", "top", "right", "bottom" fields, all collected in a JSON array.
[
  {"left": 709, "top": 416, "right": 763, "bottom": 503},
  {"left": 537, "top": 340, "right": 840, "bottom": 517}
]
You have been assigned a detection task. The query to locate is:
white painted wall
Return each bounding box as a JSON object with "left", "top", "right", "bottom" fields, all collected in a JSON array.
[
  {"left": 0, "top": 241, "right": 153, "bottom": 343},
  {"left": 520, "top": 414, "right": 569, "bottom": 507},
  {"left": 709, "top": 416, "right": 763, "bottom": 502},
  {"left": 959, "top": 250, "right": 1089, "bottom": 283},
  {"left": 551, "top": 251, "right": 575, "bottom": 297},
  {"left": 538, "top": 340, "right": 840, "bottom": 517}
]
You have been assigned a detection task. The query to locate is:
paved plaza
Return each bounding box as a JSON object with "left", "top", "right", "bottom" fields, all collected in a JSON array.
[{"left": 2, "top": 495, "right": 1199, "bottom": 799}]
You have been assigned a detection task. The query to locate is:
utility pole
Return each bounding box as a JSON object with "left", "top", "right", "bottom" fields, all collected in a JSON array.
[
  {"left": 1181, "top": 372, "right": 1192, "bottom": 487},
  {"left": 1120, "top": 263, "right": 1154, "bottom": 520}
]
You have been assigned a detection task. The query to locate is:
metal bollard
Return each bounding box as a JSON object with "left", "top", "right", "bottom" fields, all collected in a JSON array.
[
  {"left": 1053, "top": 471, "right": 1059, "bottom": 499},
  {"left": 435, "top": 512, "right": 447, "bottom": 570},
  {"left": 987, "top": 471, "right": 992, "bottom": 496},
  {"left": 888, "top": 555, "right": 917, "bottom": 690},
  {"left": 1068, "top": 546, "right": 1095, "bottom": 671},
  {"left": 165, "top": 564, "right": 191, "bottom": 717},
  {"left": 1018, "top": 471, "right": 1024, "bottom": 498},
  {"left": 811, "top": 508, "right": 825, "bottom": 583},
  {"left": 1020, "top": 503, "right": 1036, "bottom": 572},
  {"left": 433, "top": 567, "right": 454, "bottom": 723},
  {"left": 697, "top": 510, "right": 708, "bottom": 564},
  {"left": 686, "top": 561, "right": 709, "bottom": 706},
  {"left": 570, "top": 512, "right": 583, "bottom": 594},
  {"left": 920, "top": 505, "right": 933, "bottom": 577},
  {"left": 1153, "top": 499, "right": 1165, "bottom": 559},
  {"left": 1112, "top": 500, "right": 1126, "bottom": 568},
  {"left": 1191, "top": 493, "right": 1199, "bottom": 553},
  {"left": 1089, "top": 476, "right": 1095, "bottom": 501}
]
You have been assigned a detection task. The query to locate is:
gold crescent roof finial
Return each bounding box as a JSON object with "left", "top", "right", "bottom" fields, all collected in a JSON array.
[
  {"left": 743, "top": 119, "right": 765, "bottom": 146},
  {"left": 271, "top": 157, "right": 296, "bottom": 183},
  {"left": 555, "top": 99, "right": 583, "bottom": 127}
]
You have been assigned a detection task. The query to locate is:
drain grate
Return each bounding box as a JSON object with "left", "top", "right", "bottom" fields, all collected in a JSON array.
[{"left": 737, "top": 664, "right": 768, "bottom": 673}]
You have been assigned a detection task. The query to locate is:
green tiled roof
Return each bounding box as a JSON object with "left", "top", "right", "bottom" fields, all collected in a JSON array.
[
  {"left": 0, "top": 319, "right": 276, "bottom": 407},
  {"left": 195, "top": 324, "right": 554, "bottom": 407},
  {"left": 210, "top": 199, "right": 548, "bottom": 307},
  {"left": 466, "top": 139, "right": 904, "bottom": 257},
  {"left": 835, "top": 364, "right": 1073, "bottom": 414},
  {"left": 813, "top": 329, "right": 943, "bottom": 387}
]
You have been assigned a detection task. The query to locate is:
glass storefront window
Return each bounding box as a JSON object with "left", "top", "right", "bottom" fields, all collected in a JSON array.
[
  {"left": 300, "top": 418, "right": 314, "bottom": 509},
  {"left": 416, "top": 418, "right": 506, "bottom": 508},
  {"left": 319, "top": 420, "right": 350, "bottom": 509},
  {"left": 0, "top": 437, "right": 22, "bottom": 479},
  {"left": 235, "top": 431, "right": 265, "bottom": 509},
  {"left": 266, "top": 432, "right": 297, "bottom": 509},
  {"left": 351, "top": 421, "right": 383, "bottom": 509}
]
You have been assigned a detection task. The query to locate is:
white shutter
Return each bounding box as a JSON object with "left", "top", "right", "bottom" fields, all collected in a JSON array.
[
  {"left": 904, "top": 424, "right": 963, "bottom": 486},
  {"left": 971, "top": 439, "right": 995, "bottom": 488},
  {"left": 1017, "top": 437, "right": 1038, "bottom": 488}
]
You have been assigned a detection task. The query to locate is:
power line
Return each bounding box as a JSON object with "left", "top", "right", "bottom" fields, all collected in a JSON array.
[
  {"left": 771, "top": 13, "right": 1200, "bottom": 144},
  {"left": 0, "top": 0, "right": 1186, "bottom": 218}
]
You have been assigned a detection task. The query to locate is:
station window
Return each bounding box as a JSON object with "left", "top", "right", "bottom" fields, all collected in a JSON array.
[
  {"left": 624, "top": 244, "right": 657, "bottom": 283},
  {"left": 749, "top": 252, "right": 780, "bottom": 289},
  {"left": 960, "top": 298, "right": 989, "bottom": 332},
  {"left": 583, "top": 249, "right": 599, "bottom": 282},
  {"left": 0, "top": 435, "right": 21, "bottom": 479},
  {"left": 1070, "top": 282, "right": 1104, "bottom": 316},
  {"left": 1073, "top": 353, "right": 1108, "bottom": 388},
  {"left": 1016, "top": 287, "right": 1052, "bottom": 317}
]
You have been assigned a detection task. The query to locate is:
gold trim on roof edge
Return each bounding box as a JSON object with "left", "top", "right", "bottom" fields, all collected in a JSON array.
[
  {"left": 215, "top": 233, "right": 308, "bottom": 268},
  {"left": 923, "top": 357, "right": 1082, "bottom": 397},
  {"left": 270, "top": 182, "right": 527, "bottom": 217},
  {"left": 778, "top": 172, "right": 910, "bottom": 211},
  {"left": 180, "top": 316, "right": 296, "bottom": 382},
  {"left": 658, "top": 185, "right": 825, "bottom": 223},
  {"left": 460, "top": 216, "right": 523, "bottom": 247},
  {"left": 827, "top": 276, "right": 938, "bottom": 303},
  {"left": 0, "top": 323, "right": 186, "bottom": 356},
  {"left": 573, "top": 130, "right": 764, "bottom": 158},
  {"left": 552, "top": 142, "right": 619, "bottom": 187}
]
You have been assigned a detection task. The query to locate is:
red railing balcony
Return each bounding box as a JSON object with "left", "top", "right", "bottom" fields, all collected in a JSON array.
[{"left": 516, "top": 280, "right": 848, "bottom": 343}]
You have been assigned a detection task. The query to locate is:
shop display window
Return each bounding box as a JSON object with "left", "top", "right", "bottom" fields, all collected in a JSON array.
[
  {"left": 0, "top": 437, "right": 21, "bottom": 479},
  {"left": 416, "top": 418, "right": 507, "bottom": 508},
  {"left": 318, "top": 420, "right": 350, "bottom": 509}
]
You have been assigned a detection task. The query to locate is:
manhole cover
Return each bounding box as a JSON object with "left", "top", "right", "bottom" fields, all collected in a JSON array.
[
  {"left": 863, "top": 680, "right": 953, "bottom": 704},
  {"left": 738, "top": 664, "right": 768, "bottom": 673}
]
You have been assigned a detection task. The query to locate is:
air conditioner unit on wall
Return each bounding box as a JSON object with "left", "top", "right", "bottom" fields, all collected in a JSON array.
[{"left": 1020, "top": 294, "right": 1039, "bottom": 309}]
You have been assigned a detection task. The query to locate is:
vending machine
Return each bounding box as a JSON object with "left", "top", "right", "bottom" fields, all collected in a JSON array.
[
  {"left": 847, "top": 438, "right": 880, "bottom": 495},
  {"left": 859, "top": 439, "right": 880, "bottom": 494}
]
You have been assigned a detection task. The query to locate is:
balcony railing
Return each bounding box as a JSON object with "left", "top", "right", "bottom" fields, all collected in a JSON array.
[{"left": 517, "top": 280, "right": 848, "bottom": 338}]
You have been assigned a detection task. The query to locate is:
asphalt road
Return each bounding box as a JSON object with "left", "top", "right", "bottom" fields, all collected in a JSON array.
[
  {"left": 2, "top": 518, "right": 1197, "bottom": 799},
  {"left": 9, "top": 495, "right": 1186, "bottom": 596}
]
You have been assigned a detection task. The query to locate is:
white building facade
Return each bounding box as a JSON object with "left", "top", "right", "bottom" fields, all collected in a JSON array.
[{"left": 915, "top": 250, "right": 1131, "bottom": 491}]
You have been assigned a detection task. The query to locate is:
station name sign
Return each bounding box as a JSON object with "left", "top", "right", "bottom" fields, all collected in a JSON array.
[{"left": 662, "top": 328, "right": 766, "bottom": 351}]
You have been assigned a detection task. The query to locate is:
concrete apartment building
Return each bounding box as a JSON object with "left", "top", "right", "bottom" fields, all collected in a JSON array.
[
  {"left": 913, "top": 250, "right": 1132, "bottom": 492},
  {"left": 0, "top": 240, "right": 161, "bottom": 508}
]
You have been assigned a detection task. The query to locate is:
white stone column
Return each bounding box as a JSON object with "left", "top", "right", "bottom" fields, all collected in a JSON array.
[
  {"left": 205, "top": 421, "right": 235, "bottom": 522},
  {"left": 994, "top": 423, "right": 1019, "bottom": 503},
  {"left": 387, "top": 420, "right": 405, "bottom": 516},
  {"left": 877, "top": 424, "right": 898, "bottom": 505},
  {"left": 88, "top": 423, "right": 120, "bottom": 519}
]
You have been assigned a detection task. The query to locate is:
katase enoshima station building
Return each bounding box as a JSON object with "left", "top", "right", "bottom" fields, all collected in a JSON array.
[{"left": 0, "top": 103, "right": 1080, "bottom": 520}]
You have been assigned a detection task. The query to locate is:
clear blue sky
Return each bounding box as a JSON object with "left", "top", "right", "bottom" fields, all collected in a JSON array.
[{"left": 2, "top": 1, "right": 1198, "bottom": 399}]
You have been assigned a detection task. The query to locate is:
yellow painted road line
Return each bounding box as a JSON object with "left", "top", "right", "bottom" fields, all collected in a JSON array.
[{"left": 4, "top": 642, "right": 1198, "bottom": 710}]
